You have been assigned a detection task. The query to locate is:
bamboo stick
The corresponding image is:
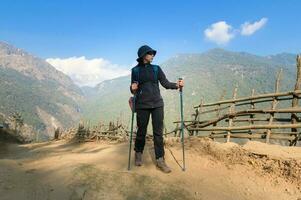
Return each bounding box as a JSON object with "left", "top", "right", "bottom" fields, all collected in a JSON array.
[
  {"left": 195, "top": 97, "right": 295, "bottom": 116},
  {"left": 193, "top": 90, "right": 301, "bottom": 108},
  {"left": 235, "top": 97, "right": 294, "bottom": 107},
  {"left": 210, "top": 134, "right": 295, "bottom": 140},
  {"left": 229, "top": 118, "right": 292, "bottom": 122},
  {"left": 211, "top": 131, "right": 299, "bottom": 135},
  {"left": 199, "top": 105, "right": 230, "bottom": 115},
  {"left": 188, "top": 123, "right": 301, "bottom": 131},
  {"left": 212, "top": 131, "right": 250, "bottom": 135},
  {"left": 210, "top": 134, "right": 262, "bottom": 139},
  {"left": 173, "top": 120, "right": 209, "bottom": 124}
]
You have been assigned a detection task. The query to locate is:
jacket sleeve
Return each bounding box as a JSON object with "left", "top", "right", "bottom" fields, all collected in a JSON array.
[
  {"left": 158, "top": 66, "right": 178, "bottom": 89},
  {"left": 130, "top": 68, "right": 134, "bottom": 94},
  {"left": 130, "top": 68, "right": 139, "bottom": 94}
]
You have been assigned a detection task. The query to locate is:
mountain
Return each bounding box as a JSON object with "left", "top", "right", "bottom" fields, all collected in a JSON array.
[
  {"left": 0, "top": 41, "right": 85, "bottom": 140},
  {"left": 265, "top": 53, "right": 296, "bottom": 67},
  {"left": 0, "top": 43, "right": 297, "bottom": 139},
  {"left": 81, "top": 48, "right": 298, "bottom": 130}
]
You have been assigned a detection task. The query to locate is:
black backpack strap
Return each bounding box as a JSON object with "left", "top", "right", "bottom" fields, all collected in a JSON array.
[
  {"left": 152, "top": 65, "right": 159, "bottom": 83},
  {"left": 132, "top": 66, "right": 140, "bottom": 83}
]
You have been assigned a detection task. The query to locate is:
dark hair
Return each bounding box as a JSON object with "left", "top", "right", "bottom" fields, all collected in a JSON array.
[
  {"left": 137, "top": 57, "right": 143, "bottom": 64},
  {"left": 137, "top": 55, "right": 151, "bottom": 65}
]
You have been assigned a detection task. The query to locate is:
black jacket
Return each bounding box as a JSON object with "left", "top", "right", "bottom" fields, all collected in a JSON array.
[{"left": 130, "top": 63, "right": 178, "bottom": 109}]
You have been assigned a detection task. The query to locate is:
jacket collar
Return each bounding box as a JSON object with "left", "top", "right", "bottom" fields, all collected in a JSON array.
[{"left": 138, "top": 62, "right": 151, "bottom": 67}]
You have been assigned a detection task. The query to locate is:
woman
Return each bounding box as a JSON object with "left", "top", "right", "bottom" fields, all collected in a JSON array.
[{"left": 130, "top": 45, "right": 184, "bottom": 173}]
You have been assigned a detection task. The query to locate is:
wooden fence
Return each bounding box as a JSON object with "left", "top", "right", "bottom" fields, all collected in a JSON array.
[{"left": 170, "top": 55, "right": 301, "bottom": 146}]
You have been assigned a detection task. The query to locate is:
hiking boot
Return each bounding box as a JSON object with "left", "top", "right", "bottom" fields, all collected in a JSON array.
[
  {"left": 156, "top": 157, "right": 171, "bottom": 173},
  {"left": 135, "top": 152, "right": 142, "bottom": 166}
]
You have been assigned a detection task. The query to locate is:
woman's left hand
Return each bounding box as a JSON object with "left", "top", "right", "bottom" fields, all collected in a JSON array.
[{"left": 176, "top": 79, "right": 184, "bottom": 89}]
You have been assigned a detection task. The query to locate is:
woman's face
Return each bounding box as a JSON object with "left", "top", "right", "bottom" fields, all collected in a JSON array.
[{"left": 143, "top": 52, "right": 155, "bottom": 63}]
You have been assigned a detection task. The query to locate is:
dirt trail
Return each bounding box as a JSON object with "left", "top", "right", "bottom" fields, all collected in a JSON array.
[{"left": 0, "top": 138, "right": 301, "bottom": 200}]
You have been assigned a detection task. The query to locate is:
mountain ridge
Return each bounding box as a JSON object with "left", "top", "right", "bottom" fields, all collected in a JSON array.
[{"left": 0, "top": 41, "right": 85, "bottom": 140}]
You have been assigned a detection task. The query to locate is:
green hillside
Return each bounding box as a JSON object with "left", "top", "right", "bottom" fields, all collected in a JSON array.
[
  {"left": 81, "top": 49, "right": 297, "bottom": 131},
  {"left": 0, "top": 41, "right": 85, "bottom": 139}
]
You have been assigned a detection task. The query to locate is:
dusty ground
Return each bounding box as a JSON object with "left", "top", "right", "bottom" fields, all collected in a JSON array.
[{"left": 0, "top": 137, "right": 301, "bottom": 200}]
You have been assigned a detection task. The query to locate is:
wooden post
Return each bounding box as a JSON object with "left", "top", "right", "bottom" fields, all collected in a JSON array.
[
  {"left": 249, "top": 89, "right": 256, "bottom": 139},
  {"left": 227, "top": 86, "right": 238, "bottom": 142},
  {"left": 266, "top": 69, "right": 282, "bottom": 143},
  {"left": 291, "top": 55, "right": 301, "bottom": 145},
  {"left": 212, "top": 91, "right": 225, "bottom": 140},
  {"left": 216, "top": 90, "right": 226, "bottom": 118},
  {"left": 194, "top": 99, "right": 200, "bottom": 121},
  {"left": 175, "top": 123, "right": 179, "bottom": 137},
  {"left": 195, "top": 98, "right": 204, "bottom": 136}
]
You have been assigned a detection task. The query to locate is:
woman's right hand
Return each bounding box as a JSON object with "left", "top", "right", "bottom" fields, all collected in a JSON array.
[{"left": 131, "top": 82, "right": 138, "bottom": 91}]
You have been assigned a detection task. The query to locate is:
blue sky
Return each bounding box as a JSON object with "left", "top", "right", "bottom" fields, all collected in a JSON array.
[{"left": 0, "top": 0, "right": 300, "bottom": 86}]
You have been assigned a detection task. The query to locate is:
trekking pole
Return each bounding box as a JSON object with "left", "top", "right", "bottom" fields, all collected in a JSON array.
[
  {"left": 179, "top": 78, "right": 186, "bottom": 171},
  {"left": 128, "top": 89, "right": 137, "bottom": 171}
]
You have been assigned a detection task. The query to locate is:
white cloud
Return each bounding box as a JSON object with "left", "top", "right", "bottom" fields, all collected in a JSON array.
[
  {"left": 241, "top": 18, "right": 268, "bottom": 36},
  {"left": 204, "top": 21, "right": 235, "bottom": 45},
  {"left": 46, "top": 56, "right": 130, "bottom": 87}
]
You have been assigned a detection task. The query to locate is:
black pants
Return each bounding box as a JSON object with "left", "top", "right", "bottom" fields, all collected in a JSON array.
[{"left": 134, "top": 106, "right": 164, "bottom": 159}]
